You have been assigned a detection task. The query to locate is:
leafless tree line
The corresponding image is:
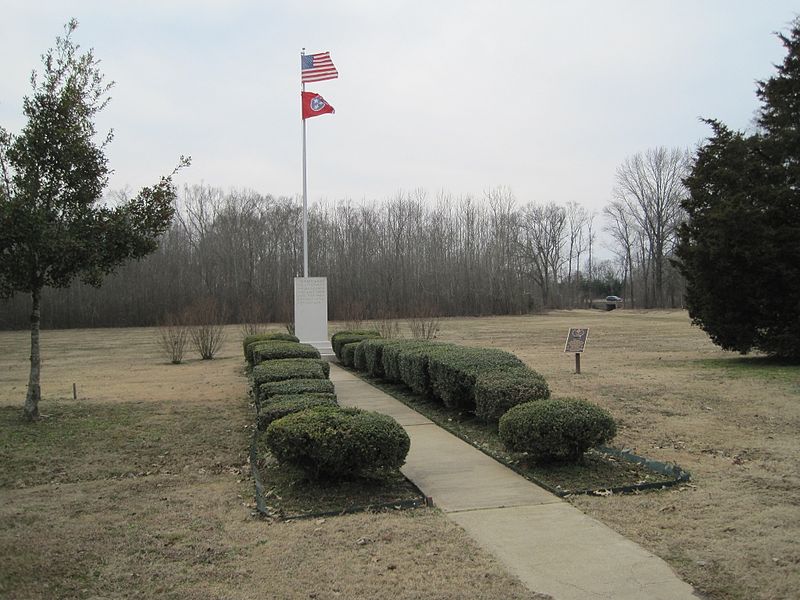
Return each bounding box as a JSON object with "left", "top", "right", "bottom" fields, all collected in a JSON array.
[{"left": 0, "top": 147, "right": 690, "bottom": 329}]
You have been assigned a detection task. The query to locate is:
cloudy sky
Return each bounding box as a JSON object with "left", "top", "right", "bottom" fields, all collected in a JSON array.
[{"left": 1, "top": 1, "right": 797, "bottom": 214}]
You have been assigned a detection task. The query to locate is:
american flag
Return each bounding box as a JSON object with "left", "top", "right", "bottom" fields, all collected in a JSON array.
[{"left": 301, "top": 52, "right": 338, "bottom": 83}]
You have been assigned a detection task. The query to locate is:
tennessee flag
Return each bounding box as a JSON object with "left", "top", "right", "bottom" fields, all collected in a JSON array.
[{"left": 302, "top": 91, "right": 335, "bottom": 120}]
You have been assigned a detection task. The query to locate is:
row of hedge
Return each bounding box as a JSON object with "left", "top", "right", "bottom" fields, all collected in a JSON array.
[
  {"left": 244, "top": 331, "right": 410, "bottom": 480},
  {"left": 335, "top": 330, "right": 617, "bottom": 463},
  {"left": 334, "top": 334, "right": 550, "bottom": 424}
]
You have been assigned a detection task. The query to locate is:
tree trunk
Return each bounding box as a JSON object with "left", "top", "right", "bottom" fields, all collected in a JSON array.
[
  {"left": 24, "top": 288, "right": 42, "bottom": 421},
  {"left": 626, "top": 247, "right": 635, "bottom": 309}
]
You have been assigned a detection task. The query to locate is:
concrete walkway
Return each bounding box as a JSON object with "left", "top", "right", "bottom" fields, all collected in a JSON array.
[{"left": 330, "top": 364, "right": 700, "bottom": 600}]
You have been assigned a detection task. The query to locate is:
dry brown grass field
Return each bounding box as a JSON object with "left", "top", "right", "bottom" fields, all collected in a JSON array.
[
  {"left": 0, "top": 310, "right": 798, "bottom": 599},
  {"left": 434, "top": 310, "right": 800, "bottom": 600},
  {"left": 0, "top": 324, "right": 544, "bottom": 600}
]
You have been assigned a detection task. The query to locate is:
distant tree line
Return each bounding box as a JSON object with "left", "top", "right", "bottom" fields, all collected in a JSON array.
[{"left": 0, "top": 147, "right": 690, "bottom": 330}]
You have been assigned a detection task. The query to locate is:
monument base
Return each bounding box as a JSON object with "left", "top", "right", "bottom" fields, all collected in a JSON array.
[
  {"left": 294, "top": 277, "right": 333, "bottom": 356},
  {"left": 305, "top": 340, "right": 334, "bottom": 356}
]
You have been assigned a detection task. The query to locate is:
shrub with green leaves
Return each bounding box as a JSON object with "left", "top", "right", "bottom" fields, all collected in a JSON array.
[
  {"left": 352, "top": 341, "right": 369, "bottom": 371},
  {"left": 427, "top": 346, "right": 525, "bottom": 410},
  {"left": 331, "top": 329, "right": 380, "bottom": 360},
  {"left": 265, "top": 406, "right": 411, "bottom": 480},
  {"left": 474, "top": 367, "right": 551, "bottom": 423},
  {"left": 243, "top": 332, "right": 299, "bottom": 364},
  {"left": 256, "top": 394, "right": 338, "bottom": 430},
  {"left": 397, "top": 342, "right": 454, "bottom": 397},
  {"left": 340, "top": 342, "right": 360, "bottom": 367},
  {"left": 498, "top": 398, "right": 617, "bottom": 463},
  {"left": 357, "top": 338, "right": 401, "bottom": 378},
  {"left": 258, "top": 378, "right": 335, "bottom": 402},
  {"left": 252, "top": 358, "right": 330, "bottom": 387},
  {"left": 381, "top": 340, "right": 433, "bottom": 382},
  {"left": 251, "top": 341, "right": 320, "bottom": 365}
]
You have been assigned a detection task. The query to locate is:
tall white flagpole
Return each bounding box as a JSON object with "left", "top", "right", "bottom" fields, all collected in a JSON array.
[
  {"left": 301, "top": 49, "right": 309, "bottom": 278},
  {"left": 295, "top": 49, "right": 333, "bottom": 357}
]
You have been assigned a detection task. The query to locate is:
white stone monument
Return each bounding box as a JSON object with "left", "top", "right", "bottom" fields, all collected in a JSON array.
[{"left": 294, "top": 277, "right": 333, "bottom": 355}]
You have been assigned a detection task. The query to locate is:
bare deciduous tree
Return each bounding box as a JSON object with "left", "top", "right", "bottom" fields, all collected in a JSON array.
[
  {"left": 157, "top": 315, "right": 190, "bottom": 364},
  {"left": 517, "top": 202, "right": 567, "bottom": 307},
  {"left": 604, "top": 200, "right": 639, "bottom": 308},
  {"left": 185, "top": 298, "right": 226, "bottom": 360},
  {"left": 3, "top": 173, "right": 686, "bottom": 327},
  {"left": 612, "top": 147, "right": 690, "bottom": 307}
]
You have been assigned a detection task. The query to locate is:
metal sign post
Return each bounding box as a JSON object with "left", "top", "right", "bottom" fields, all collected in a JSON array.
[{"left": 564, "top": 328, "right": 589, "bottom": 374}]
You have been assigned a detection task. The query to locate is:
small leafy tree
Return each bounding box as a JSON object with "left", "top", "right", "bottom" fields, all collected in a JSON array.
[
  {"left": 676, "top": 18, "right": 800, "bottom": 358},
  {"left": 0, "top": 20, "right": 189, "bottom": 419}
]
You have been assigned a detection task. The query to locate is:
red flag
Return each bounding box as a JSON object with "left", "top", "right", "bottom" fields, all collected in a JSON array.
[{"left": 302, "top": 91, "right": 335, "bottom": 120}]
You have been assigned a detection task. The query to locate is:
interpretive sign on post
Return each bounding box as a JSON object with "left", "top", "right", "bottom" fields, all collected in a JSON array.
[
  {"left": 564, "top": 328, "right": 589, "bottom": 353},
  {"left": 294, "top": 277, "right": 332, "bottom": 354},
  {"left": 564, "top": 328, "right": 589, "bottom": 374}
]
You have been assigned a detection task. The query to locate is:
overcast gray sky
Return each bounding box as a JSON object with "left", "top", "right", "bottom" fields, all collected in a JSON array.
[{"left": 1, "top": 1, "right": 797, "bottom": 214}]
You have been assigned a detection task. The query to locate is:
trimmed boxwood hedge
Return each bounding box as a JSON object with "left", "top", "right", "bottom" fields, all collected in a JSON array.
[
  {"left": 397, "top": 342, "right": 456, "bottom": 398},
  {"left": 340, "top": 342, "right": 360, "bottom": 367},
  {"left": 331, "top": 330, "right": 380, "bottom": 360},
  {"left": 258, "top": 378, "right": 335, "bottom": 402},
  {"left": 251, "top": 341, "right": 320, "bottom": 365},
  {"left": 498, "top": 398, "right": 617, "bottom": 463},
  {"left": 339, "top": 336, "right": 554, "bottom": 428},
  {"left": 357, "top": 338, "right": 401, "bottom": 378},
  {"left": 256, "top": 393, "right": 338, "bottom": 430},
  {"left": 244, "top": 332, "right": 300, "bottom": 364},
  {"left": 252, "top": 358, "right": 330, "bottom": 387},
  {"left": 381, "top": 340, "right": 434, "bottom": 383},
  {"left": 264, "top": 405, "right": 410, "bottom": 480},
  {"left": 353, "top": 341, "right": 369, "bottom": 371},
  {"left": 473, "top": 367, "right": 551, "bottom": 423},
  {"left": 427, "top": 346, "right": 526, "bottom": 410}
]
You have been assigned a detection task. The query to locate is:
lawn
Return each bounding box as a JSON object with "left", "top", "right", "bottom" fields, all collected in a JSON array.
[
  {"left": 0, "top": 325, "right": 542, "bottom": 600},
  {"left": 1, "top": 311, "right": 798, "bottom": 600},
  {"left": 429, "top": 310, "right": 800, "bottom": 600}
]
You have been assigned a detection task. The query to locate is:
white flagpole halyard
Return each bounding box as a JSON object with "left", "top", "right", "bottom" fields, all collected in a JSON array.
[{"left": 301, "top": 48, "right": 309, "bottom": 278}]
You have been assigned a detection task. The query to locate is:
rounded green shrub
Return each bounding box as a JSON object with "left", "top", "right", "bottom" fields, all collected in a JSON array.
[
  {"left": 474, "top": 367, "right": 551, "bottom": 423},
  {"left": 340, "top": 342, "right": 359, "bottom": 367},
  {"left": 352, "top": 341, "right": 369, "bottom": 371},
  {"left": 244, "top": 332, "right": 299, "bottom": 364},
  {"left": 381, "top": 340, "right": 433, "bottom": 382},
  {"left": 498, "top": 398, "right": 617, "bottom": 463},
  {"left": 264, "top": 406, "right": 410, "bottom": 480},
  {"left": 331, "top": 330, "right": 381, "bottom": 360},
  {"left": 252, "top": 358, "right": 330, "bottom": 387},
  {"left": 427, "top": 346, "right": 525, "bottom": 410},
  {"left": 258, "top": 378, "right": 335, "bottom": 401},
  {"left": 251, "top": 341, "right": 320, "bottom": 365},
  {"left": 397, "top": 342, "right": 454, "bottom": 398},
  {"left": 359, "top": 338, "right": 403, "bottom": 378},
  {"left": 256, "top": 394, "right": 338, "bottom": 430}
]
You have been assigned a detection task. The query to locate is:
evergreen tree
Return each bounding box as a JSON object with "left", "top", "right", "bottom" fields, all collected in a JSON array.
[
  {"left": 676, "top": 18, "right": 800, "bottom": 358},
  {"left": 0, "top": 20, "right": 189, "bottom": 419}
]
